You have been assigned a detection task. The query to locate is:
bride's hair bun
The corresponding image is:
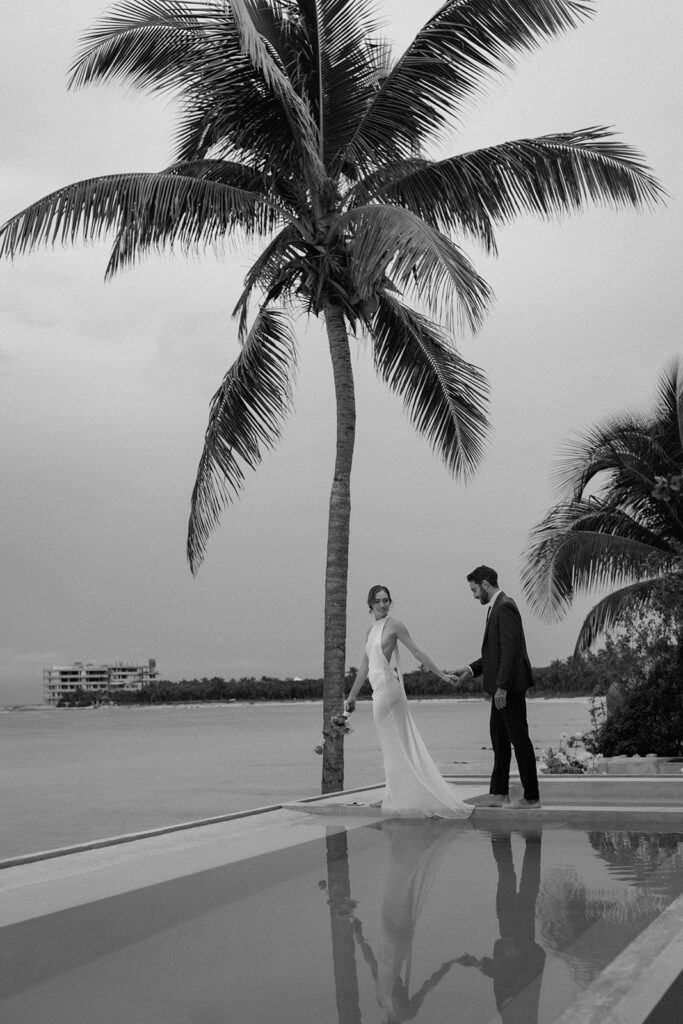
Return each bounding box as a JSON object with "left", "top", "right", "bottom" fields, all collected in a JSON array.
[{"left": 367, "top": 584, "right": 392, "bottom": 611}]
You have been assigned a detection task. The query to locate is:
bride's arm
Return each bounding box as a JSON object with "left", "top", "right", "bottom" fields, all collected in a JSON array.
[
  {"left": 345, "top": 653, "right": 369, "bottom": 710},
  {"left": 393, "top": 621, "right": 453, "bottom": 683}
]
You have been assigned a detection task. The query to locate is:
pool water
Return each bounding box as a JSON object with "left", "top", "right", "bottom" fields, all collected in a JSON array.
[{"left": 2, "top": 821, "right": 682, "bottom": 1023}]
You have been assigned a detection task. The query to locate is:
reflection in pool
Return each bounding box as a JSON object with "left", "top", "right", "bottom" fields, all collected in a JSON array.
[
  {"left": 329, "top": 823, "right": 547, "bottom": 1024},
  {"left": 1, "top": 821, "right": 682, "bottom": 1023}
]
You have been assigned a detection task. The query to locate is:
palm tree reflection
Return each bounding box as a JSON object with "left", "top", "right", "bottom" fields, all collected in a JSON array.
[
  {"left": 456, "top": 830, "right": 546, "bottom": 1024},
  {"left": 324, "top": 828, "right": 362, "bottom": 1024},
  {"left": 537, "top": 830, "right": 683, "bottom": 987}
]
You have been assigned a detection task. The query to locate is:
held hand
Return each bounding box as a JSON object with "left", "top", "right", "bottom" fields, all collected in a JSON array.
[
  {"left": 344, "top": 700, "right": 356, "bottom": 714},
  {"left": 453, "top": 667, "right": 470, "bottom": 683},
  {"left": 455, "top": 954, "right": 480, "bottom": 968}
]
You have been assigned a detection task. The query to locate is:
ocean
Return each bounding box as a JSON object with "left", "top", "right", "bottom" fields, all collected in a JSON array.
[{"left": 1, "top": 698, "right": 595, "bottom": 860}]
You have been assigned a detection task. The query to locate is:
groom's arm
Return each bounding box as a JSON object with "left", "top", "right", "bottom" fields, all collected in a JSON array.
[{"left": 455, "top": 660, "right": 481, "bottom": 680}]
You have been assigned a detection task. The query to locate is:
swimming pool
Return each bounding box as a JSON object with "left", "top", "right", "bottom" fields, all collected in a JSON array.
[{"left": 2, "top": 817, "right": 682, "bottom": 1024}]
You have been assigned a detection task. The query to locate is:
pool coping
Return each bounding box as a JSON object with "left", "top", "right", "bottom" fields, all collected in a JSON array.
[
  {"left": 3, "top": 773, "right": 681, "bottom": 871},
  {"left": 552, "top": 881, "right": 683, "bottom": 1024},
  {"left": 2, "top": 774, "right": 683, "bottom": 1024}
]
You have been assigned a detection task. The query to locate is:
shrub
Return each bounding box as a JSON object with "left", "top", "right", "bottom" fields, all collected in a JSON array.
[
  {"left": 584, "top": 654, "right": 683, "bottom": 757},
  {"left": 581, "top": 562, "right": 683, "bottom": 758}
]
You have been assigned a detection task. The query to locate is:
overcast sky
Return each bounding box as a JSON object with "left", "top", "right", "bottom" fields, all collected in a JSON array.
[{"left": 1, "top": 1, "right": 681, "bottom": 704}]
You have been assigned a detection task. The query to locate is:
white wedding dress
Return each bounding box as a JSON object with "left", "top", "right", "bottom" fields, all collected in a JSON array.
[{"left": 366, "top": 617, "right": 473, "bottom": 819}]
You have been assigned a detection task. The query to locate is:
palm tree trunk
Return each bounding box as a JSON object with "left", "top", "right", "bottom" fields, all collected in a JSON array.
[
  {"left": 321, "top": 301, "right": 355, "bottom": 793},
  {"left": 325, "top": 829, "right": 361, "bottom": 1023}
]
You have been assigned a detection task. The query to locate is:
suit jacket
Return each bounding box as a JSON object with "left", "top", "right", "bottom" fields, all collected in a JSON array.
[{"left": 469, "top": 593, "right": 534, "bottom": 697}]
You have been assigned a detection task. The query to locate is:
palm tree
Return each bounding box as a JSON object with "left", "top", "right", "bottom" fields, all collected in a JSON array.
[
  {"left": 522, "top": 359, "right": 683, "bottom": 652},
  {"left": 0, "top": 1, "right": 663, "bottom": 791}
]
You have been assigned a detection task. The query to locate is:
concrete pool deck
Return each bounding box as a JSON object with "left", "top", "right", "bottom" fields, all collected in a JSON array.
[{"left": 1, "top": 774, "right": 682, "bottom": 1023}]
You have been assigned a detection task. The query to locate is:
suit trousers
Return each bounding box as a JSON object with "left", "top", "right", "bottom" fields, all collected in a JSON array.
[{"left": 489, "top": 692, "right": 539, "bottom": 801}]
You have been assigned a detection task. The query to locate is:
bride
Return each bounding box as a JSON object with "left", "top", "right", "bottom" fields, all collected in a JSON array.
[{"left": 344, "top": 585, "right": 473, "bottom": 819}]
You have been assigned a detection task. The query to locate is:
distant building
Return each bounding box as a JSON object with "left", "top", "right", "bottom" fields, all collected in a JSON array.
[{"left": 43, "top": 659, "right": 158, "bottom": 705}]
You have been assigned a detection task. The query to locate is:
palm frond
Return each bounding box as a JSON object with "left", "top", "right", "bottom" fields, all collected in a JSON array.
[
  {"left": 187, "top": 306, "right": 297, "bottom": 572},
  {"left": 172, "top": 89, "right": 299, "bottom": 170},
  {"left": 69, "top": 2, "right": 317, "bottom": 179},
  {"left": 158, "top": 157, "right": 269, "bottom": 188},
  {"left": 653, "top": 357, "right": 683, "bottom": 455},
  {"left": 231, "top": 223, "right": 304, "bottom": 338},
  {"left": 339, "top": 204, "right": 492, "bottom": 334},
  {"left": 343, "top": 0, "right": 594, "bottom": 166},
  {"left": 574, "top": 580, "right": 661, "bottom": 653},
  {"left": 352, "top": 157, "right": 498, "bottom": 253},
  {"left": 229, "top": 0, "right": 326, "bottom": 182},
  {"left": 554, "top": 414, "right": 658, "bottom": 500},
  {"left": 371, "top": 295, "right": 489, "bottom": 478},
  {"left": 524, "top": 361, "right": 683, "bottom": 648},
  {"left": 360, "top": 129, "right": 663, "bottom": 252},
  {"left": 522, "top": 499, "right": 674, "bottom": 622},
  {"left": 552, "top": 361, "right": 683, "bottom": 539},
  {"left": 296, "top": 0, "right": 383, "bottom": 170},
  {"left": 68, "top": 0, "right": 204, "bottom": 93},
  {"left": 104, "top": 159, "right": 288, "bottom": 275},
  {"left": 0, "top": 172, "right": 272, "bottom": 272}
]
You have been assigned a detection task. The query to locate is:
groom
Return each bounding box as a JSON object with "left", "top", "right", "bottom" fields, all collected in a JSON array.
[{"left": 455, "top": 565, "right": 540, "bottom": 808}]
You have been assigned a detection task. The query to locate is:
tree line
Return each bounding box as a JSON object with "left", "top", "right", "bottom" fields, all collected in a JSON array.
[{"left": 57, "top": 648, "right": 629, "bottom": 707}]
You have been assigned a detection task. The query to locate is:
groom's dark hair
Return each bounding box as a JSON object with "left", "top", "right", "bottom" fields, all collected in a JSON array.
[{"left": 467, "top": 565, "right": 499, "bottom": 588}]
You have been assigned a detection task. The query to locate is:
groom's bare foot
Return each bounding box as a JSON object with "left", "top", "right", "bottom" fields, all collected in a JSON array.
[
  {"left": 475, "top": 794, "right": 510, "bottom": 807},
  {"left": 510, "top": 798, "right": 541, "bottom": 809}
]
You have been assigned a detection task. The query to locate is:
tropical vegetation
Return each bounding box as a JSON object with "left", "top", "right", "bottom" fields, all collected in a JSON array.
[
  {"left": 523, "top": 360, "right": 683, "bottom": 758},
  {"left": 580, "top": 578, "right": 683, "bottom": 757},
  {"left": 523, "top": 359, "right": 683, "bottom": 652},
  {"left": 1, "top": 1, "right": 663, "bottom": 790},
  {"left": 585, "top": 665, "right": 683, "bottom": 757}
]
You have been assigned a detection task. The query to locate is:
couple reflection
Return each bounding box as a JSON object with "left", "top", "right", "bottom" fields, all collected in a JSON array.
[
  {"left": 456, "top": 830, "right": 546, "bottom": 1024},
  {"left": 326, "top": 822, "right": 545, "bottom": 1024},
  {"left": 353, "top": 819, "right": 463, "bottom": 1022}
]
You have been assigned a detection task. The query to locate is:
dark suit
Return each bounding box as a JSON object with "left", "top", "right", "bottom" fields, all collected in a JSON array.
[
  {"left": 482, "top": 832, "right": 546, "bottom": 1024},
  {"left": 469, "top": 593, "right": 539, "bottom": 801}
]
